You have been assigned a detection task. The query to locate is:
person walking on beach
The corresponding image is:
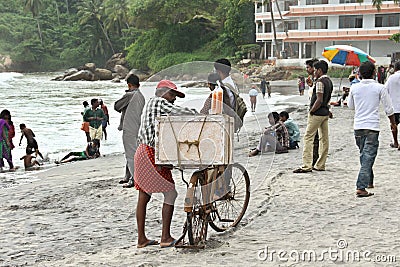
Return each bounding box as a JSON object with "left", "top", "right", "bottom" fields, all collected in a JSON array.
[
  {"left": 260, "top": 78, "right": 267, "bottom": 98},
  {"left": 81, "top": 101, "right": 91, "bottom": 143},
  {"left": 347, "top": 61, "right": 397, "bottom": 197},
  {"left": 134, "top": 80, "right": 196, "bottom": 248},
  {"left": 385, "top": 61, "right": 400, "bottom": 149},
  {"left": 114, "top": 74, "right": 145, "bottom": 188},
  {"left": 298, "top": 76, "right": 305, "bottom": 96},
  {"left": 294, "top": 60, "right": 333, "bottom": 173},
  {"left": 99, "top": 99, "right": 109, "bottom": 140},
  {"left": 19, "top": 123, "right": 44, "bottom": 160},
  {"left": 83, "top": 99, "right": 106, "bottom": 143},
  {"left": 249, "top": 86, "right": 258, "bottom": 112},
  {"left": 266, "top": 81, "right": 272, "bottom": 98},
  {"left": 0, "top": 110, "right": 15, "bottom": 171}
]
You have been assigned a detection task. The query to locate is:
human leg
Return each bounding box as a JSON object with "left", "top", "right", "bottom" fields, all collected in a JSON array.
[
  {"left": 314, "top": 116, "right": 329, "bottom": 170},
  {"left": 355, "top": 130, "right": 379, "bottom": 191},
  {"left": 160, "top": 189, "right": 178, "bottom": 245},
  {"left": 300, "top": 114, "right": 320, "bottom": 170},
  {"left": 136, "top": 191, "right": 151, "bottom": 247},
  {"left": 390, "top": 113, "right": 399, "bottom": 148}
]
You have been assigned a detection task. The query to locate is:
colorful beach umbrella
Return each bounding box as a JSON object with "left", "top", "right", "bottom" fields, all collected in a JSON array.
[{"left": 322, "top": 45, "right": 376, "bottom": 66}]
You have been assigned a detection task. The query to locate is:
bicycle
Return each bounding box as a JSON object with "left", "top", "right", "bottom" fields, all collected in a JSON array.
[{"left": 175, "top": 163, "right": 250, "bottom": 248}]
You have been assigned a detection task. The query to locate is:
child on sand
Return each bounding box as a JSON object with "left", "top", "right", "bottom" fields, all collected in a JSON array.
[
  {"left": 20, "top": 150, "right": 41, "bottom": 169},
  {"left": 19, "top": 124, "right": 44, "bottom": 160}
]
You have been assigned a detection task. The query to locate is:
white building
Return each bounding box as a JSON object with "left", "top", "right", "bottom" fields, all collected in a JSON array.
[{"left": 255, "top": 0, "right": 400, "bottom": 61}]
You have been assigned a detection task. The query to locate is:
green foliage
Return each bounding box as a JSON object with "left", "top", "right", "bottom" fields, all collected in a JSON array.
[
  {"left": 0, "top": 0, "right": 258, "bottom": 72},
  {"left": 389, "top": 33, "right": 400, "bottom": 43}
]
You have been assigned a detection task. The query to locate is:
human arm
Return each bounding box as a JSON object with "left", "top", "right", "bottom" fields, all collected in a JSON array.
[
  {"left": 347, "top": 90, "right": 355, "bottom": 110},
  {"left": 19, "top": 132, "right": 24, "bottom": 146},
  {"left": 380, "top": 87, "right": 397, "bottom": 131},
  {"left": 309, "top": 80, "right": 324, "bottom": 115}
]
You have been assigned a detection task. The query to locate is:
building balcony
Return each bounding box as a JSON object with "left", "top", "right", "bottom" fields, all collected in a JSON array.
[
  {"left": 255, "top": 3, "right": 400, "bottom": 20},
  {"left": 256, "top": 28, "right": 399, "bottom": 42}
]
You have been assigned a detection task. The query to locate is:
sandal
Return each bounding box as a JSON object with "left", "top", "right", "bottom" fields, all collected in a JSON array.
[
  {"left": 356, "top": 189, "right": 374, "bottom": 197},
  {"left": 293, "top": 168, "right": 312, "bottom": 173}
]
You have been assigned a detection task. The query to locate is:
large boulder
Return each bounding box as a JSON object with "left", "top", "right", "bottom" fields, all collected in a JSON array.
[
  {"left": 105, "top": 53, "right": 127, "bottom": 71},
  {"left": 113, "top": 64, "right": 129, "bottom": 79},
  {"left": 63, "top": 70, "right": 95, "bottom": 81},
  {"left": 128, "top": 69, "right": 150, "bottom": 81},
  {"left": 0, "top": 63, "right": 5, "bottom": 72},
  {"left": 82, "top": 63, "right": 96, "bottom": 72},
  {"left": 52, "top": 68, "right": 78, "bottom": 81},
  {"left": 94, "top": 68, "right": 113, "bottom": 80}
]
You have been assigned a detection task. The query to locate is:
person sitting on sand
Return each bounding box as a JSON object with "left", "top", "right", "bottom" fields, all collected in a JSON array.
[
  {"left": 56, "top": 139, "right": 100, "bottom": 164},
  {"left": 20, "top": 150, "right": 41, "bottom": 169},
  {"left": 279, "top": 111, "right": 300, "bottom": 149},
  {"left": 19, "top": 123, "right": 44, "bottom": 160},
  {"left": 249, "top": 112, "right": 289, "bottom": 156}
]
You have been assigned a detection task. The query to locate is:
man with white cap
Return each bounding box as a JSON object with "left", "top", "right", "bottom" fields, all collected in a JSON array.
[{"left": 134, "top": 80, "right": 196, "bottom": 248}]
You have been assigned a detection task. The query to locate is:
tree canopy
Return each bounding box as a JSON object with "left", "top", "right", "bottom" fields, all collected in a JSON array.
[{"left": 0, "top": 0, "right": 255, "bottom": 72}]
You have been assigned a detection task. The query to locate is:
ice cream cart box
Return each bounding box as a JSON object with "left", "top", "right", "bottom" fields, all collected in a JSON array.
[{"left": 155, "top": 115, "right": 234, "bottom": 168}]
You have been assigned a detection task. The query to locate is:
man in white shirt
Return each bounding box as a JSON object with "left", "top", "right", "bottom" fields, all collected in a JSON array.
[
  {"left": 347, "top": 61, "right": 397, "bottom": 197},
  {"left": 384, "top": 61, "right": 400, "bottom": 148}
]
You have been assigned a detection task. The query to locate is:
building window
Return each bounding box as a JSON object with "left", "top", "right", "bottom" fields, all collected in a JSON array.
[
  {"left": 305, "top": 16, "right": 328, "bottom": 29},
  {"left": 375, "top": 14, "right": 400, "bottom": 27},
  {"left": 257, "top": 23, "right": 263, "bottom": 33},
  {"left": 284, "top": 0, "right": 297, "bottom": 11},
  {"left": 306, "top": 0, "right": 328, "bottom": 5},
  {"left": 287, "top": 21, "right": 299, "bottom": 30},
  {"left": 264, "top": 2, "right": 271, "bottom": 12},
  {"left": 339, "top": 15, "right": 363, "bottom": 28},
  {"left": 339, "top": 0, "right": 357, "bottom": 3},
  {"left": 265, "top": 22, "right": 272, "bottom": 33},
  {"left": 256, "top": 2, "right": 262, "bottom": 13}
]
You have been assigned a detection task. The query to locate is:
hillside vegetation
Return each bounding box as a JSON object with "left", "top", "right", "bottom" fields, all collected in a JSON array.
[{"left": 0, "top": 0, "right": 256, "bottom": 72}]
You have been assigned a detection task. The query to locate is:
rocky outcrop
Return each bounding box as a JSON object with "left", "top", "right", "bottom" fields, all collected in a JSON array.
[
  {"left": 0, "top": 55, "right": 12, "bottom": 72},
  {"left": 94, "top": 68, "right": 112, "bottom": 80},
  {"left": 63, "top": 70, "right": 95, "bottom": 81},
  {"left": 105, "top": 53, "right": 128, "bottom": 71}
]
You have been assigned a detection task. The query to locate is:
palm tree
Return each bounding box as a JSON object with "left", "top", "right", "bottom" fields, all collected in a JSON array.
[
  {"left": 24, "top": 0, "right": 43, "bottom": 44},
  {"left": 103, "top": 0, "right": 130, "bottom": 47},
  {"left": 77, "top": 0, "right": 115, "bottom": 56},
  {"left": 267, "top": 0, "right": 279, "bottom": 58}
]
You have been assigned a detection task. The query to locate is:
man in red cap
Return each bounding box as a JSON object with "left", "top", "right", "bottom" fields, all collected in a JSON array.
[{"left": 134, "top": 80, "right": 196, "bottom": 248}]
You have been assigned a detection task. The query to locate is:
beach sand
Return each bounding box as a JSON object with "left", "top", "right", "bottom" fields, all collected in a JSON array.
[{"left": 1, "top": 92, "right": 399, "bottom": 266}]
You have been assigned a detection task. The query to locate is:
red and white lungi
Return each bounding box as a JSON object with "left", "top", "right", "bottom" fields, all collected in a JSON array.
[{"left": 134, "top": 144, "right": 175, "bottom": 193}]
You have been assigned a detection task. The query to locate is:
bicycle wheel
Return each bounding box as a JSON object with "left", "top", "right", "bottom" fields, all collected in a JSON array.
[
  {"left": 186, "top": 175, "right": 209, "bottom": 246},
  {"left": 209, "top": 163, "right": 250, "bottom": 232}
]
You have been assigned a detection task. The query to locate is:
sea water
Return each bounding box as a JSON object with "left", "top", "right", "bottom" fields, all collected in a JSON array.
[{"left": 0, "top": 71, "right": 300, "bottom": 187}]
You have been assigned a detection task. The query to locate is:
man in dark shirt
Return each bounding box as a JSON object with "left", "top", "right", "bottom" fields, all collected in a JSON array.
[
  {"left": 294, "top": 60, "right": 333, "bottom": 173},
  {"left": 83, "top": 98, "right": 106, "bottom": 142}
]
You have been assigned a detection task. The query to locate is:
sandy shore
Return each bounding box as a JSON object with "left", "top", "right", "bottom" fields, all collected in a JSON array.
[{"left": 1, "top": 93, "right": 399, "bottom": 266}]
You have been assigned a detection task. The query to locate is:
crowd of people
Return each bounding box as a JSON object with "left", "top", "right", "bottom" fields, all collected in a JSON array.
[{"left": 2, "top": 55, "right": 399, "bottom": 248}]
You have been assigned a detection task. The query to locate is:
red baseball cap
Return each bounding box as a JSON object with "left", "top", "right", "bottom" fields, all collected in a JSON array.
[{"left": 156, "top": 80, "right": 185, "bottom": 98}]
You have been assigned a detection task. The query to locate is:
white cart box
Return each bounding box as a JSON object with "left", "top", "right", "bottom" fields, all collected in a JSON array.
[{"left": 155, "top": 115, "right": 234, "bottom": 168}]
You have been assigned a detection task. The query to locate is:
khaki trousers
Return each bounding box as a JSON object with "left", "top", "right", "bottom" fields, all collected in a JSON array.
[{"left": 301, "top": 114, "right": 329, "bottom": 170}]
